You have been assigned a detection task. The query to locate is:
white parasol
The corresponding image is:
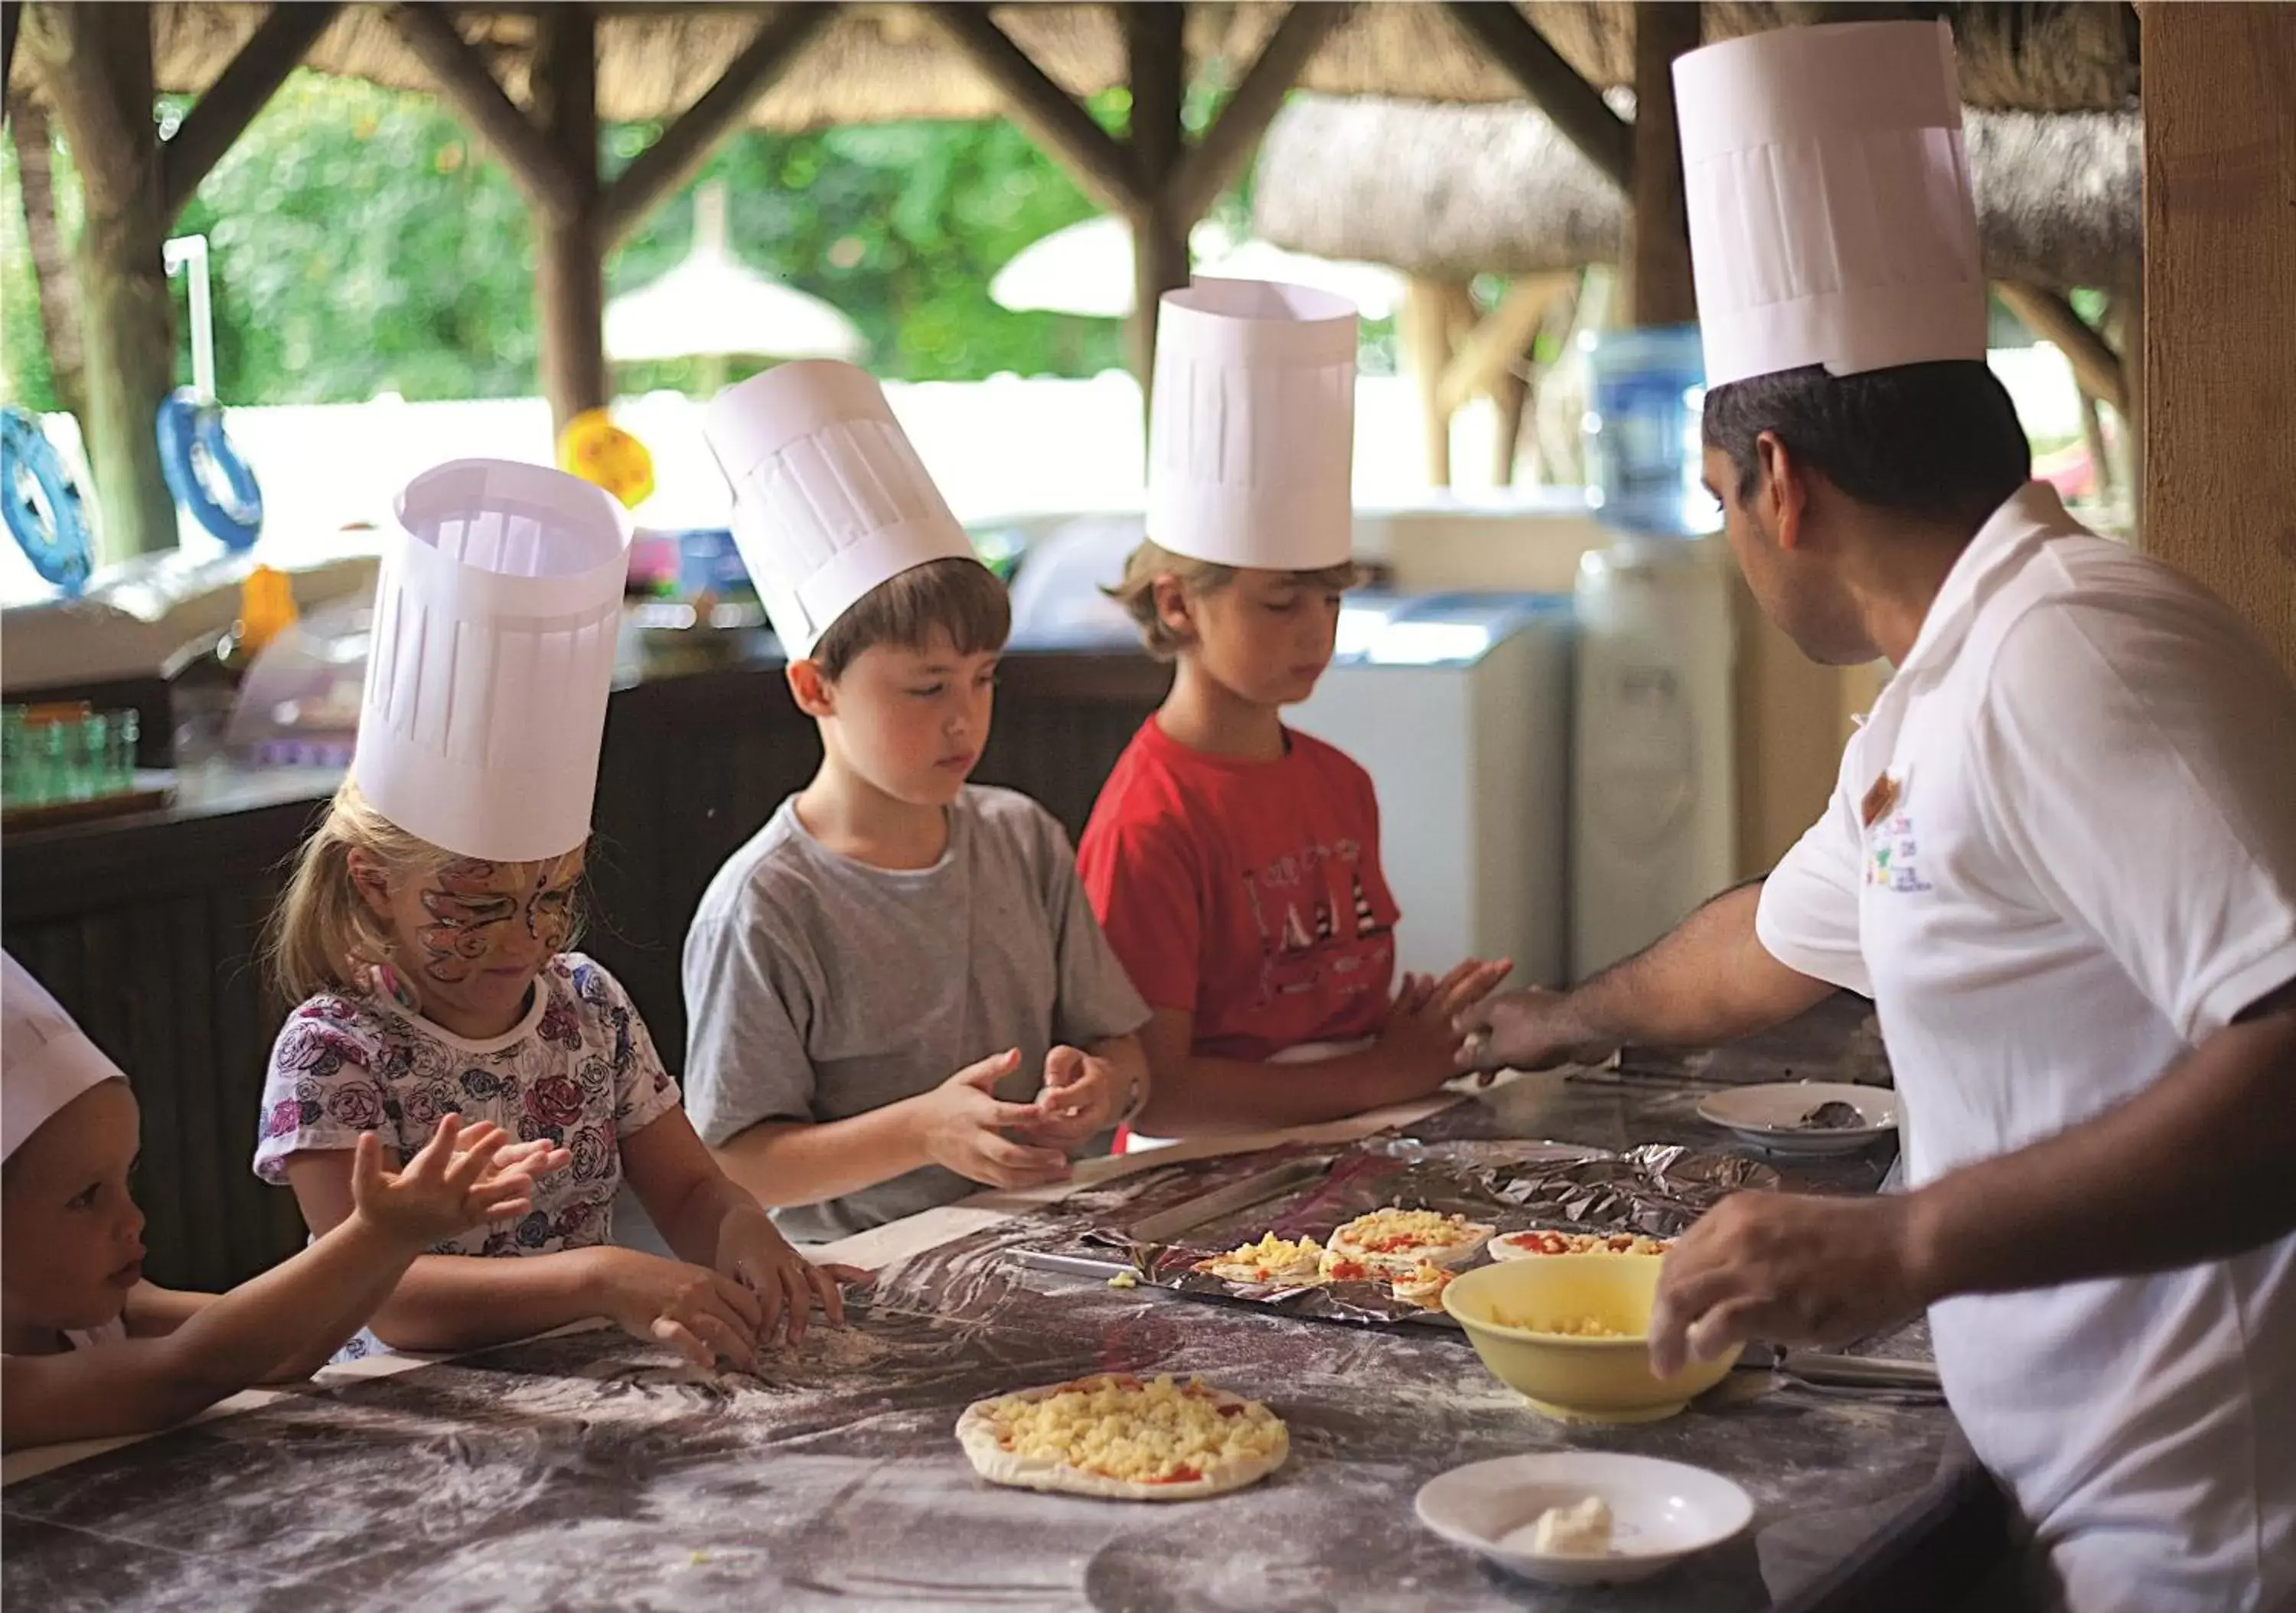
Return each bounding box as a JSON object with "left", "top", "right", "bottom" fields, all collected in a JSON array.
[
  {"left": 605, "top": 181, "right": 866, "bottom": 365},
  {"left": 990, "top": 213, "right": 1407, "bottom": 321}
]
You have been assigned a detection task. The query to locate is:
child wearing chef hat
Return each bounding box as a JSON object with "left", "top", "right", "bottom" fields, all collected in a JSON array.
[
  {"left": 4, "top": 951, "right": 562, "bottom": 1451},
  {"left": 253, "top": 458, "right": 851, "bottom": 1370},
  {"left": 681, "top": 360, "right": 1151, "bottom": 1241},
  {"left": 1077, "top": 280, "right": 1509, "bottom": 1143}
]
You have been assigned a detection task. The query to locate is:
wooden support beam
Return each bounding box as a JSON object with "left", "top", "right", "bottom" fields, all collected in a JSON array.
[
  {"left": 1441, "top": 1, "right": 1632, "bottom": 192},
  {"left": 2107, "top": 283, "right": 2142, "bottom": 527},
  {"left": 530, "top": 4, "right": 605, "bottom": 432},
  {"left": 927, "top": 2, "right": 1143, "bottom": 217},
  {"left": 3, "top": 2, "right": 22, "bottom": 102},
  {"left": 1993, "top": 281, "right": 2128, "bottom": 419},
  {"left": 2139, "top": 1, "right": 2296, "bottom": 671},
  {"left": 388, "top": 2, "right": 583, "bottom": 219},
  {"left": 1124, "top": 3, "right": 1190, "bottom": 391},
  {"left": 598, "top": 2, "right": 838, "bottom": 247},
  {"left": 159, "top": 2, "right": 341, "bottom": 220},
  {"left": 1402, "top": 277, "right": 1475, "bottom": 487},
  {"left": 2074, "top": 383, "right": 2113, "bottom": 500},
  {"left": 1165, "top": 2, "right": 1349, "bottom": 225},
  {"left": 1436, "top": 271, "right": 1574, "bottom": 415},
  {"left": 1627, "top": 2, "right": 1699, "bottom": 327},
  {"left": 21, "top": 1, "right": 180, "bottom": 559}
]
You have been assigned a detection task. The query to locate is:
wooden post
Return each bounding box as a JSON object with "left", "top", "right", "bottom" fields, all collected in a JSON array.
[
  {"left": 2140, "top": 2, "right": 2296, "bottom": 671},
  {"left": 1994, "top": 281, "right": 2128, "bottom": 417},
  {"left": 2074, "top": 385, "right": 2113, "bottom": 501},
  {"left": 1440, "top": 2, "right": 1632, "bottom": 191},
  {"left": 21, "top": 3, "right": 178, "bottom": 560},
  {"left": 1401, "top": 278, "right": 1463, "bottom": 487},
  {"left": 1124, "top": 4, "right": 1190, "bottom": 393},
  {"left": 1627, "top": 2, "right": 1699, "bottom": 328},
  {"left": 531, "top": 5, "right": 606, "bottom": 432}
]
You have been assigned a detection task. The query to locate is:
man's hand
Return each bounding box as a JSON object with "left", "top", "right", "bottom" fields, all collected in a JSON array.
[
  {"left": 1019, "top": 1045, "right": 1127, "bottom": 1149},
  {"left": 1453, "top": 985, "right": 1619, "bottom": 1080},
  {"left": 1648, "top": 1191, "right": 1937, "bottom": 1379},
  {"left": 915, "top": 1049, "right": 1073, "bottom": 1191}
]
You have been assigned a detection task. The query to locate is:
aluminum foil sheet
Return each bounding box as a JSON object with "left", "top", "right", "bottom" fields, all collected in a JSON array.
[{"left": 1059, "top": 1137, "right": 1782, "bottom": 1330}]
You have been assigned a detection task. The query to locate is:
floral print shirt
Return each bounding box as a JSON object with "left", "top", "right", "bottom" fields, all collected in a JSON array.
[{"left": 253, "top": 953, "right": 680, "bottom": 1258}]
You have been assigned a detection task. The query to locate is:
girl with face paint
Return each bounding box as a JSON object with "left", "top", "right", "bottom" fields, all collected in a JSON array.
[{"left": 250, "top": 781, "right": 862, "bottom": 1373}]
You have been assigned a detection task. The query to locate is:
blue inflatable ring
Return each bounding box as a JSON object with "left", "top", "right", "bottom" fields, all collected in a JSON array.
[
  {"left": 1, "top": 406, "right": 93, "bottom": 595},
  {"left": 157, "top": 388, "right": 263, "bottom": 550}
]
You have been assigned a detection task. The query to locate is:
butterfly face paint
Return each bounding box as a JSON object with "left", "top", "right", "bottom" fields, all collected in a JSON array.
[{"left": 412, "top": 854, "right": 583, "bottom": 985}]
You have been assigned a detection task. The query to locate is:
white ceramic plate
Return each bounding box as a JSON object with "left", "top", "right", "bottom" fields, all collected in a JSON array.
[
  {"left": 1696, "top": 1081, "right": 1900, "bottom": 1155},
  {"left": 1415, "top": 1452, "right": 1755, "bottom": 1585}
]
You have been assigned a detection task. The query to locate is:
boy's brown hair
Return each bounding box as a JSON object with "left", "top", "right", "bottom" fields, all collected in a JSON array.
[
  {"left": 810, "top": 557, "right": 1012, "bottom": 681},
  {"left": 1107, "top": 539, "right": 1359, "bottom": 660}
]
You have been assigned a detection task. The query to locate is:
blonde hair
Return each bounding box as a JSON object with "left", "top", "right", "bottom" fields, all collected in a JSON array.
[
  {"left": 264, "top": 780, "right": 458, "bottom": 1003},
  {"left": 1107, "top": 539, "right": 1359, "bottom": 660}
]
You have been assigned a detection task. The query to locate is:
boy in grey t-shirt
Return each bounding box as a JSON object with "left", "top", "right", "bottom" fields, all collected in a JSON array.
[{"left": 678, "top": 526, "right": 1150, "bottom": 1241}]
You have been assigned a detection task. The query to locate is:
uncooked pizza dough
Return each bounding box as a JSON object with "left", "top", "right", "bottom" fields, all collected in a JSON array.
[
  {"left": 1326, "top": 1207, "right": 1495, "bottom": 1272},
  {"left": 956, "top": 1373, "right": 1289, "bottom": 1501}
]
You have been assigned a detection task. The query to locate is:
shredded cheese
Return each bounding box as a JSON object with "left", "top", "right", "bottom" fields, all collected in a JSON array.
[
  {"left": 1391, "top": 1260, "right": 1456, "bottom": 1308},
  {"left": 1333, "top": 1207, "right": 1486, "bottom": 1256},
  {"left": 983, "top": 1374, "right": 1285, "bottom": 1485},
  {"left": 1492, "top": 1311, "right": 1631, "bottom": 1338},
  {"left": 1196, "top": 1232, "right": 1325, "bottom": 1282}
]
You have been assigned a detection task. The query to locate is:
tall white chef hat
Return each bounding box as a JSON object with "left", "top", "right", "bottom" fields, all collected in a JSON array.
[
  {"left": 1146, "top": 279, "right": 1358, "bottom": 571},
  {"left": 353, "top": 458, "right": 631, "bottom": 864},
  {"left": 1674, "top": 18, "right": 1988, "bottom": 389},
  {"left": 703, "top": 360, "right": 983, "bottom": 661},
  {"left": 3, "top": 952, "right": 129, "bottom": 1163}
]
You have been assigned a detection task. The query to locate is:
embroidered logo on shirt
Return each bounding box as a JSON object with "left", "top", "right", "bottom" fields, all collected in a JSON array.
[{"left": 1865, "top": 810, "right": 1932, "bottom": 894}]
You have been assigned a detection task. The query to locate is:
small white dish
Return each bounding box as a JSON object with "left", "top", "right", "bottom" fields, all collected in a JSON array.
[
  {"left": 1696, "top": 1081, "right": 1900, "bottom": 1156},
  {"left": 1414, "top": 1452, "right": 1754, "bottom": 1585}
]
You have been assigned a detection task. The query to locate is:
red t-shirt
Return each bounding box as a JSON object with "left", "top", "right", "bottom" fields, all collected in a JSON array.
[{"left": 1078, "top": 719, "right": 1400, "bottom": 1062}]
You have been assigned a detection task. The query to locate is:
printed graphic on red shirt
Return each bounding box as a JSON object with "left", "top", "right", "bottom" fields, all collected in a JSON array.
[{"left": 1244, "top": 837, "right": 1393, "bottom": 1012}]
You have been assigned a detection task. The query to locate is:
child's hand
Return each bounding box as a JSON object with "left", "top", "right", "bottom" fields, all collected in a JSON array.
[
  {"left": 1377, "top": 959, "right": 1515, "bottom": 1094},
  {"left": 348, "top": 1116, "right": 568, "bottom": 1245},
  {"left": 1017, "top": 1045, "right": 1126, "bottom": 1149},
  {"left": 589, "top": 1246, "right": 766, "bottom": 1371},
  {"left": 714, "top": 1209, "right": 863, "bottom": 1347},
  {"left": 916, "top": 1049, "right": 1074, "bottom": 1191}
]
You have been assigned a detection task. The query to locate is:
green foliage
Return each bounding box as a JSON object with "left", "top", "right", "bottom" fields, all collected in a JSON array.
[{"left": 2, "top": 70, "right": 1143, "bottom": 409}]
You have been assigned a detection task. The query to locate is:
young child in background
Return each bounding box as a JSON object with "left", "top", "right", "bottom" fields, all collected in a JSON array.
[
  {"left": 1078, "top": 281, "right": 1509, "bottom": 1142},
  {"left": 683, "top": 361, "right": 1151, "bottom": 1242},
  {"left": 253, "top": 459, "right": 848, "bottom": 1371},
  {"left": 3, "top": 953, "right": 563, "bottom": 1452}
]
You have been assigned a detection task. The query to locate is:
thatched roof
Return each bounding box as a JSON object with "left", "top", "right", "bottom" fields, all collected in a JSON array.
[
  {"left": 1253, "top": 93, "right": 2140, "bottom": 291},
  {"left": 10, "top": 3, "right": 2138, "bottom": 127}
]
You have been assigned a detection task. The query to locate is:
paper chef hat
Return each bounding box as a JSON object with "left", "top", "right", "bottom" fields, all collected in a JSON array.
[
  {"left": 353, "top": 459, "right": 631, "bottom": 864},
  {"left": 1674, "top": 19, "right": 1988, "bottom": 389},
  {"left": 3, "top": 952, "right": 129, "bottom": 1162},
  {"left": 1146, "top": 279, "right": 1358, "bottom": 571},
  {"left": 703, "top": 361, "right": 981, "bottom": 660}
]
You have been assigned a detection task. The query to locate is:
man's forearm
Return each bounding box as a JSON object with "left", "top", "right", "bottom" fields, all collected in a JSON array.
[
  {"left": 713, "top": 1106, "right": 932, "bottom": 1209},
  {"left": 1560, "top": 883, "right": 1831, "bottom": 1052},
  {"left": 1910, "top": 999, "right": 2296, "bottom": 1302}
]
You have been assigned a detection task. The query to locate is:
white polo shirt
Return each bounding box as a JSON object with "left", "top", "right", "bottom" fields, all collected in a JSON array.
[{"left": 1758, "top": 482, "right": 2296, "bottom": 1612}]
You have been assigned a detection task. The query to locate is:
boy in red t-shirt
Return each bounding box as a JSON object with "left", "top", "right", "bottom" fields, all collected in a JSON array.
[{"left": 1077, "top": 279, "right": 1508, "bottom": 1139}]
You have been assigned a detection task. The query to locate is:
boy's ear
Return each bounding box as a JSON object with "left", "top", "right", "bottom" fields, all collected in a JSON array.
[
  {"left": 787, "top": 658, "right": 836, "bottom": 718},
  {"left": 344, "top": 849, "right": 395, "bottom": 921},
  {"left": 1150, "top": 575, "right": 1195, "bottom": 646}
]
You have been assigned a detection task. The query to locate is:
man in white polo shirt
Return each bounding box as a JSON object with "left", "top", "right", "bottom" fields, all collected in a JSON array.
[{"left": 1459, "top": 21, "right": 2296, "bottom": 1612}]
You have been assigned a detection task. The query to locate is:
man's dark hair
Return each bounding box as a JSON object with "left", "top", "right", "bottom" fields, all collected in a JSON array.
[{"left": 1701, "top": 360, "right": 2031, "bottom": 529}]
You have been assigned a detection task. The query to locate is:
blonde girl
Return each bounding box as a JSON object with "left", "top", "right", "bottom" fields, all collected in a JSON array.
[{"left": 253, "top": 780, "right": 853, "bottom": 1370}]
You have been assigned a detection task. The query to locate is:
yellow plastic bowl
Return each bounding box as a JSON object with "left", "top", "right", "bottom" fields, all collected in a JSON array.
[{"left": 1442, "top": 1253, "right": 1742, "bottom": 1424}]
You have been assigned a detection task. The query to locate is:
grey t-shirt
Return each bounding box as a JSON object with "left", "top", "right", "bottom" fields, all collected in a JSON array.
[{"left": 682, "top": 785, "right": 1150, "bottom": 1242}]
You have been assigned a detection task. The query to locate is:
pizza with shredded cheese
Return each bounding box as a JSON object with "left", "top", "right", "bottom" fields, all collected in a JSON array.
[
  {"left": 1326, "top": 1207, "right": 1495, "bottom": 1272},
  {"left": 1490, "top": 1229, "right": 1672, "bottom": 1260},
  {"left": 1194, "top": 1232, "right": 1326, "bottom": 1285},
  {"left": 956, "top": 1373, "right": 1289, "bottom": 1501}
]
